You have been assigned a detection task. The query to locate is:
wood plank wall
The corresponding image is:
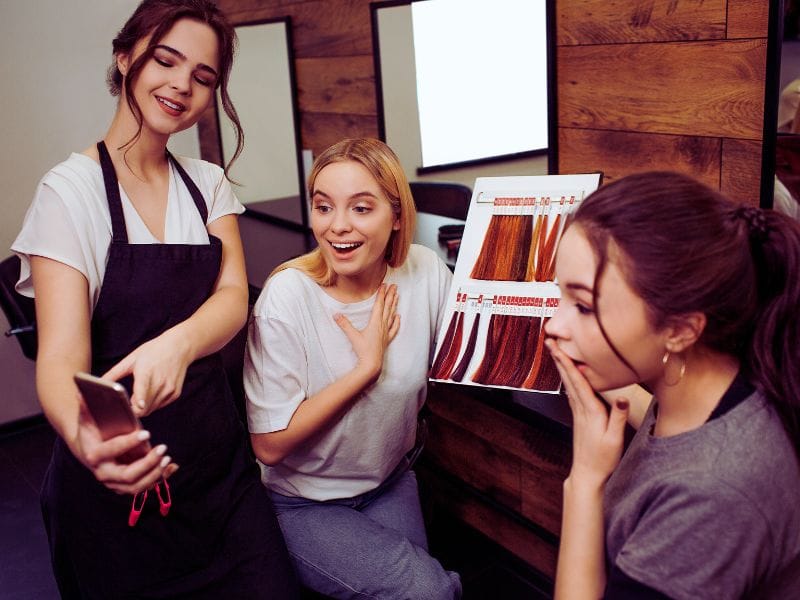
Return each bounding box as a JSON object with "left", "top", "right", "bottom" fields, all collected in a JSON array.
[{"left": 208, "top": 0, "right": 770, "bottom": 205}]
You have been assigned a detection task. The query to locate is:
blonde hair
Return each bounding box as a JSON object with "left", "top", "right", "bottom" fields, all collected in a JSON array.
[{"left": 271, "top": 138, "right": 416, "bottom": 286}]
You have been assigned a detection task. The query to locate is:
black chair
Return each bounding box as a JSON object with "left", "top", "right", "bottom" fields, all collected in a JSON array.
[
  {"left": 409, "top": 181, "right": 471, "bottom": 220},
  {"left": 0, "top": 255, "right": 37, "bottom": 361}
]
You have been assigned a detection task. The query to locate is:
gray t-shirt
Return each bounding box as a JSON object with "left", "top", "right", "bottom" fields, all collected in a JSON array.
[{"left": 605, "top": 391, "right": 800, "bottom": 599}]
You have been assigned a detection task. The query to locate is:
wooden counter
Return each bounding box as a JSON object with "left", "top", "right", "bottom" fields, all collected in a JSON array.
[{"left": 418, "top": 382, "right": 572, "bottom": 581}]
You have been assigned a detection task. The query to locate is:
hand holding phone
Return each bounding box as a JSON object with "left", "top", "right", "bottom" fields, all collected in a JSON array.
[{"left": 74, "top": 372, "right": 151, "bottom": 464}]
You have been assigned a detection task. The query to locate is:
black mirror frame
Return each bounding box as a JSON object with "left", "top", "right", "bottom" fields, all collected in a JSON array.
[
  {"left": 370, "top": 0, "right": 558, "bottom": 176},
  {"left": 215, "top": 16, "right": 309, "bottom": 232},
  {"left": 761, "top": 0, "right": 784, "bottom": 209}
]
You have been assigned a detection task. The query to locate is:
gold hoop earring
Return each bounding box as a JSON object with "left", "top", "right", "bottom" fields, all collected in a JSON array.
[{"left": 662, "top": 351, "right": 686, "bottom": 386}]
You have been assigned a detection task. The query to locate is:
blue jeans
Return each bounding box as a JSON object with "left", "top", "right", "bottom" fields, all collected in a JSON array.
[{"left": 270, "top": 467, "right": 462, "bottom": 599}]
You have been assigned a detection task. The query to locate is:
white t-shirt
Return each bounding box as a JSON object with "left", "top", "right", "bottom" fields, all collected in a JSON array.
[
  {"left": 774, "top": 176, "right": 800, "bottom": 222},
  {"left": 12, "top": 152, "right": 244, "bottom": 312},
  {"left": 245, "top": 244, "right": 453, "bottom": 500}
]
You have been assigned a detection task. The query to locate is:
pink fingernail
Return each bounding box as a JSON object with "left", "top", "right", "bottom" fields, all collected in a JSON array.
[
  {"left": 136, "top": 430, "right": 151, "bottom": 441},
  {"left": 160, "top": 456, "right": 171, "bottom": 468}
]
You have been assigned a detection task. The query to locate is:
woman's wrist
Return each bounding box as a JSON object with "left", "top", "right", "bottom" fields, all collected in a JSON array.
[
  {"left": 353, "top": 357, "right": 382, "bottom": 383},
  {"left": 564, "top": 472, "right": 607, "bottom": 499}
]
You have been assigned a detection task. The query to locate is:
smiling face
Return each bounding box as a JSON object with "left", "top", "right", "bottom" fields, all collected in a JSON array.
[
  {"left": 310, "top": 160, "right": 400, "bottom": 294},
  {"left": 544, "top": 225, "right": 670, "bottom": 392},
  {"left": 119, "top": 18, "right": 220, "bottom": 140}
]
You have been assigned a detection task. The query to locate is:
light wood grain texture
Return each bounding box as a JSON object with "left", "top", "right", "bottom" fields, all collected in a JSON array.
[
  {"left": 558, "top": 0, "right": 726, "bottom": 45},
  {"left": 727, "top": 0, "right": 771, "bottom": 40},
  {"left": 721, "top": 138, "right": 762, "bottom": 205},
  {"left": 558, "top": 128, "right": 721, "bottom": 186},
  {"left": 558, "top": 39, "right": 766, "bottom": 139},
  {"left": 295, "top": 56, "right": 376, "bottom": 115},
  {"left": 301, "top": 112, "right": 379, "bottom": 155},
  {"left": 222, "top": 0, "right": 373, "bottom": 58}
]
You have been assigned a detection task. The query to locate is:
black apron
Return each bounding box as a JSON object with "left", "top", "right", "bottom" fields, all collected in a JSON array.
[{"left": 41, "top": 142, "right": 297, "bottom": 599}]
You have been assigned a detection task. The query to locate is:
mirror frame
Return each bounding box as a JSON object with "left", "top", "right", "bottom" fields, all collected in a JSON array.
[
  {"left": 370, "top": 0, "right": 558, "bottom": 176},
  {"left": 761, "top": 0, "right": 784, "bottom": 209},
  {"left": 215, "top": 16, "right": 309, "bottom": 231}
]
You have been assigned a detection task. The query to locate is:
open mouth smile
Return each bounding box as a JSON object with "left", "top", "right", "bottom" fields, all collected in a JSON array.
[
  {"left": 156, "top": 96, "right": 186, "bottom": 115},
  {"left": 329, "top": 241, "right": 363, "bottom": 253}
]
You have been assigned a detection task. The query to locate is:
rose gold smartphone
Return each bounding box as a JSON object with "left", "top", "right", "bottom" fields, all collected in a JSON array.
[{"left": 73, "top": 371, "right": 151, "bottom": 463}]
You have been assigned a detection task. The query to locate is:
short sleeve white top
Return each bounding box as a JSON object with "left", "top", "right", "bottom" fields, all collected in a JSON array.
[
  {"left": 11, "top": 152, "right": 244, "bottom": 312},
  {"left": 244, "top": 244, "right": 453, "bottom": 500}
]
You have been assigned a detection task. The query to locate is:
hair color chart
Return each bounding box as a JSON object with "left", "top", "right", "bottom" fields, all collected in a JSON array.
[{"left": 431, "top": 174, "right": 602, "bottom": 393}]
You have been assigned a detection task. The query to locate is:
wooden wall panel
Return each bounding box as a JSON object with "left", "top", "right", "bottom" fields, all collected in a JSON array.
[
  {"left": 426, "top": 389, "right": 569, "bottom": 536},
  {"left": 559, "top": 128, "right": 721, "bottom": 186},
  {"left": 520, "top": 463, "right": 563, "bottom": 537},
  {"left": 427, "top": 389, "right": 570, "bottom": 470},
  {"left": 558, "top": 40, "right": 766, "bottom": 139},
  {"left": 727, "top": 0, "right": 771, "bottom": 39},
  {"left": 220, "top": 0, "right": 372, "bottom": 58},
  {"left": 284, "top": 0, "right": 373, "bottom": 58},
  {"left": 721, "top": 138, "right": 763, "bottom": 205},
  {"left": 558, "top": 0, "right": 726, "bottom": 45},
  {"left": 197, "top": 104, "right": 222, "bottom": 167},
  {"left": 422, "top": 470, "right": 559, "bottom": 578},
  {"left": 426, "top": 415, "right": 521, "bottom": 510},
  {"left": 295, "top": 56, "right": 376, "bottom": 115},
  {"left": 302, "top": 113, "right": 378, "bottom": 155},
  {"left": 206, "top": 0, "right": 771, "bottom": 201}
]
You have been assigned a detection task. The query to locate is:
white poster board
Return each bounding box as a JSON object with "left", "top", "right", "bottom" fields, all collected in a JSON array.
[{"left": 430, "top": 173, "right": 602, "bottom": 393}]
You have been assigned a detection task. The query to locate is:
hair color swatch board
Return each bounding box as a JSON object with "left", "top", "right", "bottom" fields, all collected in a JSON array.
[{"left": 430, "top": 174, "right": 602, "bottom": 393}]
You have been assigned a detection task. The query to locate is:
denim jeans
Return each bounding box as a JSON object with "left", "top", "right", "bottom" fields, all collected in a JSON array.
[{"left": 269, "top": 467, "right": 462, "bottom": 599}]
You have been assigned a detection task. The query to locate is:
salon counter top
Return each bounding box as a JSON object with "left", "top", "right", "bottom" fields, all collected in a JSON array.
[{"left": 413, "top": 212, "right": 464, "bottom": 269}]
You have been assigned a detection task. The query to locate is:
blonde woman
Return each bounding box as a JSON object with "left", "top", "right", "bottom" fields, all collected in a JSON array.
[{"left": 245, "top": 138, "right": 461, "bottom": 599}]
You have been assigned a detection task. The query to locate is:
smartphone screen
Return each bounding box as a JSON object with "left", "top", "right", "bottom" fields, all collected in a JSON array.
[{"left": 74, "top": 372, "right": 150, "bottom": 463}]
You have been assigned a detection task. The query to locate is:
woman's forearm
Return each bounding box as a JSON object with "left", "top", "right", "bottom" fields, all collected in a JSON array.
[
  {"left": 555, "top": 476, "right": 608, "bottom": 600},
  {"left": 170, "top": 214, "right": 249, "bottom": 362},
  {"left": 31, "top": 255, "right": 93, "bottom": 452},
  {"left": 168, "top": 283, "right": 248, "bottom": 362},
  {"left": 36, "top": 353, "right": 90, "bottom": 454},
  {"left": 251, "top": 362, "right": 379, "bottom": 466}
]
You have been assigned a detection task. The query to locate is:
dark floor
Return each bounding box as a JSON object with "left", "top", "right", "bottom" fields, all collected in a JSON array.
[
  {"left": 0, "top": 421, "right": 59, "bottom": 599},
  {"left": 0, "top": 419, "right": 551, "bottom": 599}
]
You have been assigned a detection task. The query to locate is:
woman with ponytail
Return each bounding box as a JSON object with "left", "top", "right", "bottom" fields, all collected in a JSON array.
[{"left": 544, "top": 172, "right": 800, "bottom": 599}]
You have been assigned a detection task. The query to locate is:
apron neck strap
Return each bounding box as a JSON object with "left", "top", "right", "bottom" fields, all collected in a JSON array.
[
  {"left": 97, "top": 140, "right": 128, "bottom": 244},
  {"left": 166, "top": 151, "right": 209, "bottom": 224},
  {"left": 96, "top": 142, "right": 211, "bottom": 244}
]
